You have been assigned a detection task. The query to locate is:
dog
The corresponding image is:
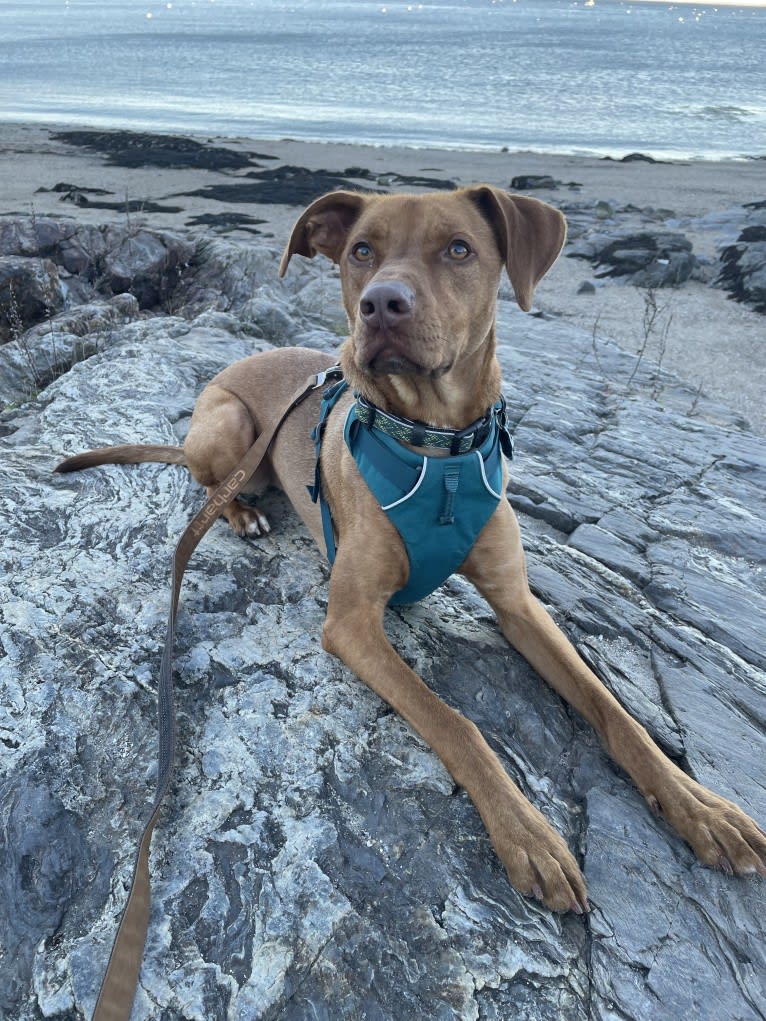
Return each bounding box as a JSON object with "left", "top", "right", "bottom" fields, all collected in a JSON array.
[{"left": 59, "top": 186, "right": 766, "bottom": 914}]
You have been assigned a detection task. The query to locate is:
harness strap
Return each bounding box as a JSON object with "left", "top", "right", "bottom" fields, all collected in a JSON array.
[
  {"left": 349, "top": 419, "right": 420, "bottom": 493},
  {"left": 90, "top": 369, "right": 327, "bottom": 1021}
]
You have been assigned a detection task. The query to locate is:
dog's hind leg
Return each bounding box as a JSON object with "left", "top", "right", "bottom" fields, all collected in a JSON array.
[{"left": 184, "top": 383, "right": 274, "bottom": 538}]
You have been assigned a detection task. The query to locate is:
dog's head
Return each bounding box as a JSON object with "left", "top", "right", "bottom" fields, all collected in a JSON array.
[{"left": 280, "top": 187, "right": 565, "bottom": 404}]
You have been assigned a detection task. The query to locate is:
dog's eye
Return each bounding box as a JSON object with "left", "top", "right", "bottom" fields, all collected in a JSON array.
[
  {"left": 448, "top": 239, "right": 471, "bottom": 260},
  {"left": 351, "top": 242, "right": 373, "bottom": 262}
]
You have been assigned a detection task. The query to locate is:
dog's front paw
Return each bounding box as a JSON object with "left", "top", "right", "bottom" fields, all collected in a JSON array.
[
  {"left": 648, "top": 773, "right": 766, "bottom": 878},
  {"left": 224, "top": 499, "right": 271, "bottom": 539},
  {"left": 485, "top": 792, "right": 589, "bottom": 914}
]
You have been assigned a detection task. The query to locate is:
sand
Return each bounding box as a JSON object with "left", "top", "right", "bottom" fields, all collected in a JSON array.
[{"left": 1, "top": 121, "right": 764, "bottom": 432}]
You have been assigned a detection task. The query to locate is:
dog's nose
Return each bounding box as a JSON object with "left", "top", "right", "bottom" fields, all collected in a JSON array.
[{"left": 359, "top": 281, "right": 415, "bottom": 330}]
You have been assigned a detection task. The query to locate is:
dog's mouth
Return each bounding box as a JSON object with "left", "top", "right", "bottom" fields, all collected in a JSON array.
[
  {"left": 357, "top": 328, "right": 452, "bottom": 379},
  {"left": 366, "top": 351, "right": 453, "bottom": 378}
]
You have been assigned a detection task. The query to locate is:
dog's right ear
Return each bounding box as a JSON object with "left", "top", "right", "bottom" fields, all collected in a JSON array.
[
  {"left": 279, "top": 191, "right": 367, "bottom": 277},
  {"left": 466, "top": 186, "right": 567, "bottom": 312}
]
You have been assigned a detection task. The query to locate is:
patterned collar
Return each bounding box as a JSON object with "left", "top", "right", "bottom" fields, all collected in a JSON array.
[{"left": 354, "top": 393, "right": 512, "bottom": 457}]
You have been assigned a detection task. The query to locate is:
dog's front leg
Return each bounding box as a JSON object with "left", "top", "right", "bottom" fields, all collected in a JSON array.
[
  {"left": 462, "top": 502, "right": 766, "bottom": 880},
  {"left": 321, "top": 534, "right": 589, "bottom": 913}
]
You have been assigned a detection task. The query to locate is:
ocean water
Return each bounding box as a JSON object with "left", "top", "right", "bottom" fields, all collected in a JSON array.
[{"left": 1, "top": 0, "right": 765, "bottom": 159}]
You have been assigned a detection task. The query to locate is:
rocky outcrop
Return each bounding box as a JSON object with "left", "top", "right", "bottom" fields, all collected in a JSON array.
[
  {"left": 1, "top": 226, "right": 765, "bottom": 1021},
  {"left": 0, "top": 216, "right": 196, "bottom": 325},
  {"left": 714, "top": 200, "right": 766, "bottom": 312},
  {"left": 0, "top": 218, "right": 342, "bottom": 409},
  {"left": 566, "top": 229, "right": 703, "bottom": 287}
]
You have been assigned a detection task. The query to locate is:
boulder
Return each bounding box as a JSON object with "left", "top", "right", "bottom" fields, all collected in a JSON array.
[
  {"left": 511, "top": 174, "right": 558, "bottom": 190},
  {"left": 0, "top": 256, "right": 66, "bottom": 342},
  {"left": 714, "top": 201, "right": 766, "bottom": 312},
  {"left": 0, "top": 293, "right": 139, "bottom": 407},
  {"left": 567, "top": 230, "right": 702, "bottom": 287},
  {"left": 1, "top": 229, "right": 764, "bottom": 1021},
  {"left": 98, "top": 228, "right": 196, "bottom": 309}
]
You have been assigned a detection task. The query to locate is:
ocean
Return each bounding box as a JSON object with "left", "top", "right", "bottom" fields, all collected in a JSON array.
[{"left": 1, "top": 0, "right": 765, "bottom": 160}]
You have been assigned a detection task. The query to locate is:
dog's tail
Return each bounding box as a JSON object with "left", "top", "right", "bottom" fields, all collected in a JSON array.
[{"left": 55, "top": 444, "right": 187, "bottom": 474}]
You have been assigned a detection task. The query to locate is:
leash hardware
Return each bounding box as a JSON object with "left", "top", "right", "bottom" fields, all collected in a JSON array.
[{"left": 312, "top": 363, "right": 343, "bottom": 390}]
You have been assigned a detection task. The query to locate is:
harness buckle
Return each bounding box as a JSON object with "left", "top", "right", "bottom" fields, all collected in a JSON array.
[
  {"left": 495, "top": 396, "right": 514, "bottom": 460},
  {"left": 450, "top": 411, "right": 492, "bottom": 455},
  {"left": 313, "top": 364, "right": 343, "bottom": 390}
]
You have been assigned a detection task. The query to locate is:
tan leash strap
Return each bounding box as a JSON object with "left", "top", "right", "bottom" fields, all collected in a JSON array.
[{"left": 90, "top": 370, "right": 330, "bottom": 1021}]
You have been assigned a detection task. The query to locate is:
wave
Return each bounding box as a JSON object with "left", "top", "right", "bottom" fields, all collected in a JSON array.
[{"left": 697, "top": 104, "right": 761, "bottom": 121}]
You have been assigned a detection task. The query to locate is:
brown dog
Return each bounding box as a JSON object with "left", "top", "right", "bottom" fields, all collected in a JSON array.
[{"left": 63, "top": 186, "right": 766, "bottom": 913}]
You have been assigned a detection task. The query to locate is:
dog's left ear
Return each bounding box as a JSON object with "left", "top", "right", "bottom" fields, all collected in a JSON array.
[
  {"left": 279, "top": 190, "right": 367, "bottom": 277},
  {"left": 466, "top": 186, "right": 567, "bottom": 312}
]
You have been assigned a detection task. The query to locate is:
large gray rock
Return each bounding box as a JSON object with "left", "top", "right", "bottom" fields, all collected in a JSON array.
[
  {"left": 0, "top": 255, "right": 66, "bottom": 342},
  {"left": 0, "top": 292, "right": 140, "bottom": 407},
  {"left": 566, "top": 230, "right": 703, "bottom": 288},
  {"left": 1, "top": 233, "right": 765, "bottom": 1021},
  {"left": 714, "top": 201, "right": 766, "bottom": 313},
  {"left": 98, "top": 228, "right": 195, "bottom": 309}
]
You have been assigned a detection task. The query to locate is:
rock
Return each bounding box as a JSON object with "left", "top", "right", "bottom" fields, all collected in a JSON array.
[
  {"left": 577, "top": 280, "right": 596, "bottom": 295},
  {"left": 567, "top": 230, "right": 702, "bottom": 287},
  {"left": 0, "top": 293, "right": 139, "bottom": 407},
  {"left": 60, "top": 192, "right": 185, "bottom": 216},
  {"left": 511, "top": 174, "right": 558, "bottom": 190},
  {"left": 714, "top": 201, "right": 766, "bottom": 312},
  {"left": 344, "top": 167, "right": 455, "bottom": 190},
  {"left": 0, "top": 255, "right": 65, "bottom": 342},
  {"left": 0, "top": 215, "right": 106, "bottom": 282},
  {"left": 175, "top": 236, "right": 283, "bottom": 317},
  {"left": 1, "top": 222, "right": 765, "bottom": 1021},
  {"left": 185, "top": 211, "right": 267, "bottom": 234},
  {"left": 0, "top": 215, "right": 84, "bottom": 259},
  {"left": 594, "top": 200, "right": 615, "bottom": 220},
  {"left": 601, "top": 152, "right": 660, "bottom": 164},
  {"left": 98, "top": 228, "right": 196, "bottom": 308}
]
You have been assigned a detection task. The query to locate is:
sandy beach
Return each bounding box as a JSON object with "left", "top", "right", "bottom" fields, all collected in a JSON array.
[{"left": 2, "top": 121, "right": 764, "bottom": 431}]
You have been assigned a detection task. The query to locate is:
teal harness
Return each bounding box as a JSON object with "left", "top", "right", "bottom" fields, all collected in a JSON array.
[{"left": 309, "top": 371, "right": 514, "bottom": 605}]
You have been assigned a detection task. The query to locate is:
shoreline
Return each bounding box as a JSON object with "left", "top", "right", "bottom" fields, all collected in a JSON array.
[
  {"left": 1, "top": 120, "right": 764, "bottom": 433},
  {"left": 4, "top": 114, "right": 765, "bottom": 166}
]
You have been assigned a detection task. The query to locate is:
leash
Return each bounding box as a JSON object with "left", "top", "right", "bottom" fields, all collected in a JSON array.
[{"left": 87, "top": 367, "right": 334, "bottom": 1021}]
